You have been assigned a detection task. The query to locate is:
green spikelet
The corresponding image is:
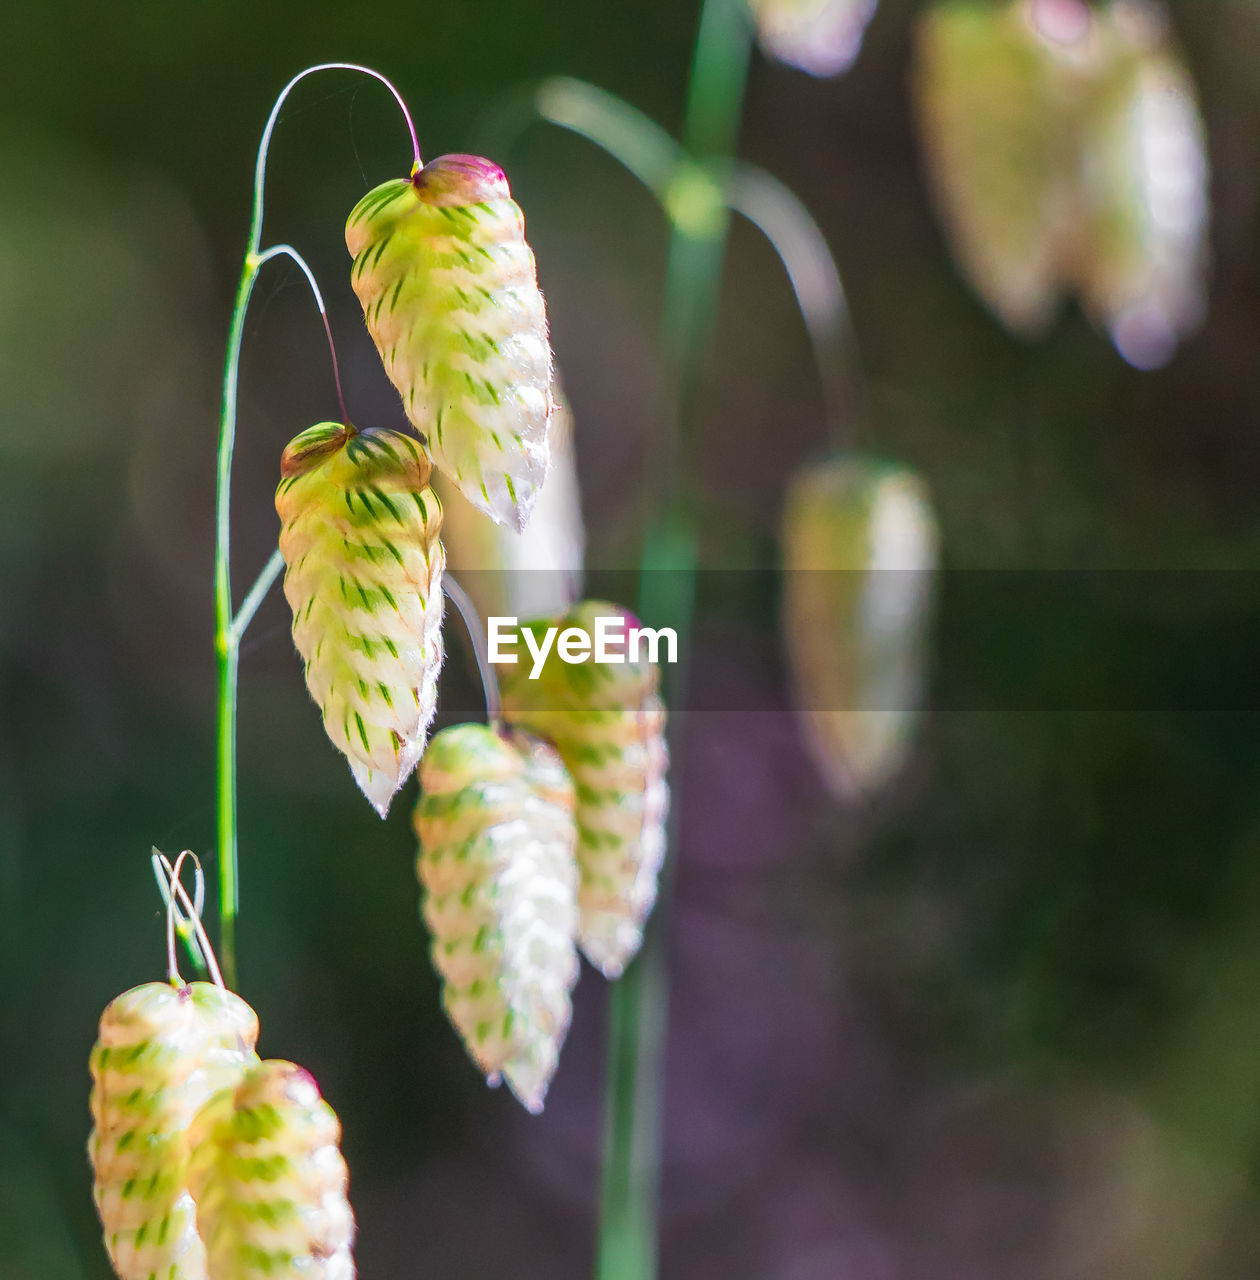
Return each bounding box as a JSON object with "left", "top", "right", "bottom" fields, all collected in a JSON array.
[
  {"left": 1070, "top": 3, "right": 1208, "bottom": 369},
  {"left": 781, "top": 457, "right": 938, "bottom": 801},
  {"left": 498, "top": 601, "right": 670, "bottom": 979},
  {"left": 435, "top": 386, "right": 583, "bottom": 623},
  {"left": 88, "top": 982, "right": 259, "bottom": 1280},
  {"left": 276, "top": 422, "right": 445, "bottom": 818},
  {"left": 914, "top": 0, "right": 1082, "bottom": 336},
  {"left": 747, "top": 0, "right": 879, "bottom": 77},
  {"left": 346, "top": 154, "right": 554, "bottom": 532},
  {"left": 187, "top": 1060, "right": 355, "bottom": 1279},
  {"left": 414, "top": 724, "right": 579, "bottom": 1112}
]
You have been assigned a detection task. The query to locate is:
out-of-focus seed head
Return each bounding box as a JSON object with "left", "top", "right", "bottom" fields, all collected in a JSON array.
[
  {"left": 747, "top": 0, "right": 880, "bottom": 77},
  {"left": 498, "top": 600, "right": 670, "bottom": 978},
  {"left": 781, "top": 457, "right": 939, "bottom": 801}
]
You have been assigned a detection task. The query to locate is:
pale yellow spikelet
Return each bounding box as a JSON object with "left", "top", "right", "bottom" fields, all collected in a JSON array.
[
  {"left": 276, "top": 422, "right": 445, "bottom": 817},
  {"left": 782, "top": 457, "right": 938, "bottom": 801},
  {"left": 436, "top": 387, "right": 584, "bottom": 623},
  {"left": 346, "top": 154, "right": 555, "bottom": 531},
  {"left": 188, "top": 1060, "right": 355, "bottom": 1279},
  {"left": 914, "top": 0, "right": 1086, "bottom": 335},
  {"left": 1071, "top": 2, "right": 1209, "bottom": 368},
  {"left": 415, "top": 723, "right": 580, "bottom": 1112},
  {"left": 88, "top": 982, "right": 259, "bottom": 1280},
  {"left": 498, "top": 601, "right": 670, "bottom": 979},
  {"left": 748, "top": 0, "right": 879, "bottom": 77}
]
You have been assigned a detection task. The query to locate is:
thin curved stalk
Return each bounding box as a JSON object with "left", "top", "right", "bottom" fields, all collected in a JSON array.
[
  {"left": 725, "top": 162, "right": 870, "bottom": 440},
  {"left": 443, "top": 574, "right": 502, "bottom": 725},
  {"left": 214, "top": 64, "right": 418, "bottom": 989}
]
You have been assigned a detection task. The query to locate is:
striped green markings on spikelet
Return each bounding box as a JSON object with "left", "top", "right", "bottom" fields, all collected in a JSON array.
[
  {"left": 346, "top": 154, "right": 555, "bottom": 532},
  {"left": 276, "top": 422, "right": 445, "bottom": 818},
  {"left": 88, "top": 982, "right": 260, "bottom": 1280},
  {"left": 781, "top": 457, "right": 938, "bottom": 801},
  {"left": 435, "top": 386, "right": 584, "bottom": 623},
  {"left": 414, "top": 723, "right": 580, "bottom": 1113},
  {"left": 498, "top": 601, "right": 670, "bottom": 979},
  {"left": 187, "top": 1060, "right": 355, "bottom": 1279},
  {"left": 747, "top": 0, "right": 879, "bottom": 77},
  {"left": 914, "top": 0, "right": 1082, "bottom": 336}
]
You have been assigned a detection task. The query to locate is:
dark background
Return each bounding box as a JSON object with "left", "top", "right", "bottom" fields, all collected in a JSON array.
[{"left": 4, "top": 1, "right": 1260, "bottom": 1276}]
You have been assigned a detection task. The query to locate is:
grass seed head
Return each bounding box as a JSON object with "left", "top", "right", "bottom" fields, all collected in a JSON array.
[
  {"left": 498, "top": 601, "right": 670, "bottom": 979},
  {"left": 414, "top": 723, "right": 580, "bottom": 1112},
  {"left": 346, "top": 154, "right": 555, "bottom": 532},
  {"left": 276, "top": 422, "right": 446, "bottom": 818}
]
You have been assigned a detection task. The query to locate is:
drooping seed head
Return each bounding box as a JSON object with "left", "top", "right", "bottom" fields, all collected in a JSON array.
[
  {"left": 187, "top": 1059, "right": 355, "bottom": 1279},
  {"left": 346, "top": 154, "right": 555, "bottom": 531},
  {"left": 436, "top": 385, "right": 584, "bottom": 623},
  {"left": 88, "top": 982, "right": 259, "bottom": 1280},
  {"left": 781, "top": 456, "right": 938, "bottom": 801},
  {"left": 747, "top": 0, "right": 880, "bottom": 77},
  {"left": 498, "top": 601, "right": 670, "bottom": 978},
  {"left": 276, "top": 422, "right": 445, "bottom": 817},
  {"left": 415, "top": 723, "right": 580, "bottom": 1112}
]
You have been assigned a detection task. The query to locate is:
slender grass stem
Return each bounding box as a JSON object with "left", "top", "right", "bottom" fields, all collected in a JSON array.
[
  {"left": 443, "top": 574, "right": 502, "bottom": 725},
  {"left": 214, "top": 64, "right": 417, "bottom": 990},
  {"left": 597, "top": 4, "right": 751, "bottom": 1277}
]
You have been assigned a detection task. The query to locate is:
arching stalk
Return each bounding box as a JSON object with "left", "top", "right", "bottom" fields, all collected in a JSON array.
[{"left": 213, "top": 64, "right": 418, "bottom": 989}]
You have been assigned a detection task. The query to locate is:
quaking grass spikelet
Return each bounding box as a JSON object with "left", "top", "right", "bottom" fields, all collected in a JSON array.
[
  {"left": 276, "top": 422, "right": 445, "bottom": 817},
  {"left": 499, "top": 601, "right": 669, "bottom": 979},
  {"left": 747, "top": 0, "right": 879, "bottom": 77},
  {"left": 415, "top": 723, "right": 580, "bottom": 1113},
  {"left": 187, "top": 1060, "right": 355, "bottom": 1279},
  {"left": 88, "top": 982, "right": 259, "bottom": 1280},
  {"left": 781, "top": 457, "right": 938, "bottom": 800},
  {"left": 346, "top": 154, "right": 555, "bottom": 532}
]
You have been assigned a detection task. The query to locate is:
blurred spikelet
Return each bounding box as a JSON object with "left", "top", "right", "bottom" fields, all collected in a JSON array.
[
  {"left": 415, "top": 724, "right": 580, "bottom": 1112},
  {"left": 747, "top": 0, "right": 879, "bottom": 77},
  {"left": 436, "top": 387, "right": 583, "bottom": 623},
  {"left": 88, "top": 982, "right": 259, "bottom": 1280},
  {"left": 346, "top": 154, "right": 555, "bottom": 531},
  {"left": 276, "top": 422, "right": 445, "bottom": 818},
  {"left": 782, "top": 458, "right": 938, "bottom": 801},
  {"left": 1072, "top": 2, "right": 1209, "bottom": 369},
  {"left": 188, "top": 1060, "right": 355, "bottom": 1279},
  {"left": 914, "top": 0, "right": 1081, "bottom": 335},
  {"left": 914, "top": 0, "right": 1208, "bottom": 365},
  {"left": 499, "top": 601, "right": 669, "bottom": 978}
]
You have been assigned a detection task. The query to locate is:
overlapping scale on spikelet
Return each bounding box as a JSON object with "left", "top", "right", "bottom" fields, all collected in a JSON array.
[
  {"left": 782, "top": 457, "right": 938, "bottom": 801},
  {"left": 346, "top": 154, "right": 554, "bottom": 531},
  {"left": 914, "top": 0, "right": 1082, "bottom": 335},
  {"left": 747, "top": 0, "right": 879, "bottom": 77},
  {"left": 1072, "top": 3, "right": 1208, "bottom": 369},
  {"left": 914, "top": 0, "right": 1207, "bottom": 364},
  {"left": 415, "top": 724, "right": 580, "bottom": 1112},
  {"left": 187, "top": 1060, "right": 355, "bottom": 1279},
  {"left": 436, "top": 386, "right": 583, "bottom": 623},
  {"left": 88, "top": 982, "right": 259, "bottom": 1280},
  {"left": 276, "top": 422, "right": 445, "bottom": 817},
  {"left": 499, "top": 601, "right": 670, "bottom": 979}
]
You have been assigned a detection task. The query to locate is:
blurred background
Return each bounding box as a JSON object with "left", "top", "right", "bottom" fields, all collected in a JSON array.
[{"left": 5, "top": 0, "right": 1260, "bottom": 1276}]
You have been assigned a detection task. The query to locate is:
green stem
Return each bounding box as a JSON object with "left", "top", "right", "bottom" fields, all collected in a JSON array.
[
  {"left": 597, "top": 3, "right": 752, "bottom": 1277},
  {"left": 213, "top": 63, "right": 418, "bottom": 990}
]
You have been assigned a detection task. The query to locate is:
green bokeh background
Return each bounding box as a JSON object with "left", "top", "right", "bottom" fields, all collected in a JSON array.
[{"left": 4, "top": 1, "right": 1260, "bottom": 1276}]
